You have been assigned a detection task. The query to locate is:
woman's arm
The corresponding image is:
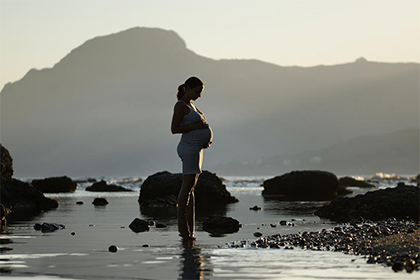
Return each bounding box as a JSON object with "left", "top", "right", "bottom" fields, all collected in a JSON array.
[{"left": 171, "top": 102, "right": 208, "bottom": 134}]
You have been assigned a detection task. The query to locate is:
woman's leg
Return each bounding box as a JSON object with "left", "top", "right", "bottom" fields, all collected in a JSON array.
[{"left": 178, "top": 174, "right": 198, "bottom": 238}]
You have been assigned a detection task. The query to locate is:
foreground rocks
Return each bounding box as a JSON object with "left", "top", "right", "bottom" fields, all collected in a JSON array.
[
  {"left": 202, "top": 216, "right": 242, "bottom": 234},
  {"left": 33, "top": 222, "right": 66, "bottom": 233},
  {"left": 240, "top": 219, "right": 420, "bottom": 273},
  {"left": 262, "top": 171, "right": 338, "bottom": 200},
  {"left": 32, "top": 176, "right": 77, "bottom": 193},
  {"left": 315, "top": 184, "right": 419, "bottom": 222},
  {"left": 86, "top": 180, "right": 132, "bottom": 192},
  {"left": 138, "top": 171, "right": 238, "bottom": 210},
  {"left": 0, "top": 144, "right": 58, "bottom": 223}
]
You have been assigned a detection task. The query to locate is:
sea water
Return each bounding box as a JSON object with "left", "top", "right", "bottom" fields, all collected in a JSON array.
[{"left": 0, "top": 174, "right": 417, "bottom": 279}]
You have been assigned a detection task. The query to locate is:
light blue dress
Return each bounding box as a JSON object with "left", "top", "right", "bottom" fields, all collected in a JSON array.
[{"left": 176, "top": 100, "right": 213, "bottom": 174}]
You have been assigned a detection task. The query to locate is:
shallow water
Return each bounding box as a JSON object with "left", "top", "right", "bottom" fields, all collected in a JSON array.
[{"left": 1, "top": 175, "right": 417, "bottom": 279}]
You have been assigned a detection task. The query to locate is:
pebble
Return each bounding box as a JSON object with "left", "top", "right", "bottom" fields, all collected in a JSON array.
[
  {"left": 250, "top": 205, "right": 262, "bottom": 211},
  {"left": 229, "top": 219, "right": 420, "bottom": 273},
  {"left": 76, "top": 201, "right": 84, "bottom": 205},
  {"left": 108, "top": 245, "right": 118, "bottom": 252},
  {"left": 71, "top": 232, "right": 76, "bottom": 236}
]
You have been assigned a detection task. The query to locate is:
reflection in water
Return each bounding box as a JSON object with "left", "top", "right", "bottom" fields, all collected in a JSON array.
[
  {"left": 179, "top": 240, "right": 208, "bottom": 280},
  {"left": 263, "top": 197, "right": 328, "bottom": 215}
]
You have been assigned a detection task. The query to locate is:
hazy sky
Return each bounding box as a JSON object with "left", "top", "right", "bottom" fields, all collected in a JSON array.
[{"left": 0, "top": 0, "right": 419, "bottom": 90}]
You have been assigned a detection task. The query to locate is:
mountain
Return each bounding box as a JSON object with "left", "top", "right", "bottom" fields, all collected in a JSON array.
[
  {"left": 1, "top": 27, "right": 419, "bottom": 177},
  {"left": 211, "top": 128, "right": 419, "bottom": 176}
]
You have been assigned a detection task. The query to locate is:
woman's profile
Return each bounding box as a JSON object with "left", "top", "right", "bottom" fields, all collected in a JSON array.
[{"left": 171, "top": 76, "right": 213, "bottom": 240}]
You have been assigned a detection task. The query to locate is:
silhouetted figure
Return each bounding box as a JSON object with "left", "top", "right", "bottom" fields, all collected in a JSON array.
[{"left": 171, "top": 77, "right": 213, "bottom": 241}]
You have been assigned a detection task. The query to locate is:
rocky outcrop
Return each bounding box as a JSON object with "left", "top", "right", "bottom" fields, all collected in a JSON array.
[
  {"left": 86, "top": 180, "right": 132, "bottom": 192},
  {"left": 32, "top": 176, "right": 77, "bottom": 193},
  {"left": 129, "top": 218, "right": 150, "bottom": 233},
  {"left": 0, "top": 144, "right": 58, "bottom": 222},
  {"left": 0, "top": 144, "right": 13, "bottom": 180},
  {"left": 339, "top": 176, "right": 377, "bottom": 188},
  {"left": 262, "top": 171, "right": 339, "bottom": 200},
  {"left": 138, "top": 171, "right": 238, "bottom": 210},
  {"left": 1, "top": 179, "right": 59, "bottom": 217},
  {"left": 202, "top": 216, "right": 242, "bottom": 234},
  {"left": 315, "top": 184, "right": 419, "bottom": 222}
]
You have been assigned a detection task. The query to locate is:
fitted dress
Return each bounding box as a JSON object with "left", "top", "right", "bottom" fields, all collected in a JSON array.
[{"left": 176, "top": 100, "right": 213, "bottom": 175}]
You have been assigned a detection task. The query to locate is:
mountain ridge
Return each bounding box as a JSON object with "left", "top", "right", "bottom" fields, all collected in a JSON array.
[{"left": 1, "top": 27, "right": 418, "bottom": 177}]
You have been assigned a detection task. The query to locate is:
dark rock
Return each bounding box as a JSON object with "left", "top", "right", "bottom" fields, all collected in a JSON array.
[
  {"left": 338, "top": 177, "right": 377, "bottom": 189},
  {"left": 337, "top": 185, "right": 353, "bottom": 196},
  {"left": 250, "top": 205, "right": 261, "bottom": 211},
  {"left": 108, "top": 245, "right": 118, "bottom": 252},
  {"left": 253, "top": 232, "right": 263, "bottom": 237},
  {"left": 92, "top": 198, "right": 108, "bottom": 206},
  {"left": 280, "top": 220, "right": 288, "bottom": 226},
  {"left": 155, "top": 223, "right": 167, "bottom": 228},
  {"left": 270, "top": 224, "right": 277, "bottom": 228},
  {"left": 86, "top": 180, "right": 132, "bottom": 192},
  {"left": 71, "top": 232, "right": 76, "bottom": 236},
  {"left": 0, "top": 144, "right": 13, "bottom": 180},
  {"left": 33, "top": 222, "right": 65, "bottom": 233},
  {"left": 76, "top": 201, "right": 84, "bottom": 205},
  {"left": 1, "top": 178, "right": 59, "bottom": 217},
  {"left": 142, "top": 244, "right": 149, "bottom": 247},
  {"left": 138, "top": 171, "right": 238, "bottom": 210},
  {"left": 202, "top": 216, "right": 241, "bottom": 234},
  {"left": 315, "top": 185, "right": 419, "bottom": 222},
  {"left": 32, "top": 176, "right": 77, "bottom": 193},
  {"left": 129, "top": 218, "right": 150, "bottom": 233},
  {"left": 262, "top": 171, "right": 338, "bottom": 200}
]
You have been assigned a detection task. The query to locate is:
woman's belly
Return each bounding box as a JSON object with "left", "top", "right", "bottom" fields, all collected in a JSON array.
[{"left": 181, "top": 127, "right": 213, "bottom": 148}]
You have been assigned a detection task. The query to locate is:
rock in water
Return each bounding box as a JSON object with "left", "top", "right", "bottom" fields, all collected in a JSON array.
[
  {"left": 33, "top": 222, "right": 65, "bottom": 233},
  {"left": 86, "top": 180, "right": 132, "bottom": 192},
  {"left": 315, "top": 184, "right": 419, "bottom": 222},
  {"left": 32, "top": 176, "right": 77, "bottom": 193},
  {"left": 108, "top": 245, "right": 118, "bottom": 252},
  {"left": 338, "top": 177, "right": 377, "bottom": 189},
  {"left": 202, "top": 216, "right": 241, "bottom": 234},
  {"left": 92, "top": 198, "right": 109, "bottom": 206},
  {"left": 139, "top": 171, "right": 238, "bottom": 210},
  {"left": 129, "top": 218, "right": 150, "bottom": 233},
  {"left": 262, "top": 170, "right": 338, "bottom": 200}
]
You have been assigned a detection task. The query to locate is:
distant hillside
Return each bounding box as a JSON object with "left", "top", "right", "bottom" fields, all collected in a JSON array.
[
  {"left": 1, "top": 27, "right": 418, "bottom": 177},
  {"left": 211, "top": 128, "right": 419, "bottom": 176}
]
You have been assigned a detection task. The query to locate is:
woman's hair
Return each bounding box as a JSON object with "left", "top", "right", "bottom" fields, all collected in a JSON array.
[{"left": 177, "top": 76, "right": 204, "bottom": 100}]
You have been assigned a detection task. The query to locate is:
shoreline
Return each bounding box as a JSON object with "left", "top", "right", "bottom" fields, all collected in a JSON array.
[{"left": 241, "top": 219, "right": 420, "bottom": 273}]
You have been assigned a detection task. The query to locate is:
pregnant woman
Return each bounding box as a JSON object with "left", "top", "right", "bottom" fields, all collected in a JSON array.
[{"left": 171, "top": 76, "right": 213, "bottom": 240}]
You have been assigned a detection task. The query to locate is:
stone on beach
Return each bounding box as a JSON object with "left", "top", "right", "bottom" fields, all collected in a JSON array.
[
  {"left": 129, "top": 218, "right": 150, "bottom": 233},
  {"left": 92, "top": 198, "right": 109, "bottom": 206},
  {"left": 138, "top": 171, "right": 238, "bottom": 210},
  {"left": 202, "top": 216, "right": 242, "bottom": 234},
  {"left": 33, "top": 222, "right": 65, "bottom": 233},
  {"left": 108, "top": 245, "right": 118, "bottom": 252},
  {"left": 32, "top": 176, "right": 77, "bottom": 193},
  {"left": 247, "top": 219, "right": 420, "bottom": 273},
  {"left": 86, "top": 180, "right": 133, "bottom": 192},
  {"left": 314, "top": 184, "right": 419, "bottom": 222},
  {"left": 262, "top": 170, "right": 338, "bottom": 200}
]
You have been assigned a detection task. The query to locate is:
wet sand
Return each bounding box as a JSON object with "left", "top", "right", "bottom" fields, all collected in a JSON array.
[{"left": 1, "top": 187, "right": 418, "bottom": 279}]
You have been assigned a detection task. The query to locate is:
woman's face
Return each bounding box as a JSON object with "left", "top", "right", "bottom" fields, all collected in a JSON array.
[{"left": 188, "top": 85, "right": 204, "bottom": 100}]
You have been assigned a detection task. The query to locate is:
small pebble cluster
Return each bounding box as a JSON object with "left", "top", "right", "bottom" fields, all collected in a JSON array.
[{"left": 228, "top": 218, "right": 420, "bottom": 273}]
